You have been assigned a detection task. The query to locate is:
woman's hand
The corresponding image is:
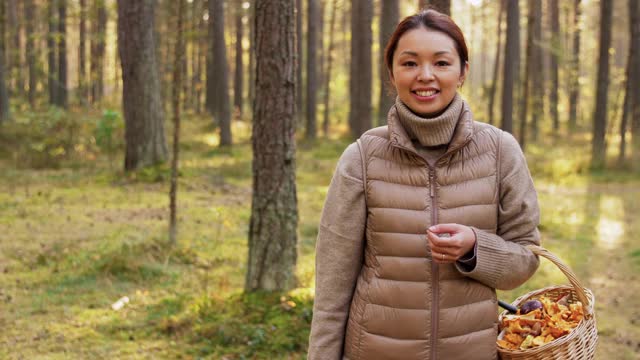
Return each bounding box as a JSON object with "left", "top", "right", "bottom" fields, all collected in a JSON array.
[{"left": 427, "top": 223, "right": 477, "bottom": 264}]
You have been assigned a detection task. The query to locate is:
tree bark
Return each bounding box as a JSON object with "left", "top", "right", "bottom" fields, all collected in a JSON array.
[
  {"left": 57, "top": 0, "right": 67, "bottom": 108},
  {"left": 0, "top": 42, "right": 9, "bottom": 122},
  {"left": 501, "top": 0, "right": 519, "bottom": 134},
  {"left": 568, "top": 0, "right": 581, "bottom": 130},
  {"left": 210, "top": 0, "right": 232, "bottom": 146},
  {"left": 246, "top": 0, "right": 298, "bottom": 292},
  {"left": 7, "top": 0, "right": 22, "bottom": 95},
  {"left": 591, "top": 0, "right": 612, "bottom": 169},
  {"left": 117, "top": 0, "right": 168, "bottom": 171},
  {"left": 78, "top": 0, "right": 87, "bottom": 104},
  {"left": 628, "top": 0, "right": 640, "bottom": 170},
  {"left": 549, "top": 0, "right": 560, "bottom": 132},
  {"left": 234, "top": 3, "right": 244, "bottom": 117},
  {"left": 529, "top": 0, "right": 542, "bottom": 142},
  {"left": 91, "top": 0, "right": 107, "bottom": 103},
  {"left": 488, "top": 0, "right": 504, "bottom": 125},
  {"left": 24, "top": 0, "right": 36, "bottom": 107},
  {"left": 378, "top": 0, "right": 399, "bottom": 126},
  {"left": 170, "top": 0, "right": 185, "bottom": 246},
  {"left": 306, "top": 0, "right": 318, "bottom": 139},
  {"left": 349, "top": 0, "right": 373, "bottom": 139},
  {"left": 48, "top": 0, "right": 57, "bottom": 106},
  {"left": 322, "top": 0, "right": 338, "bottom": 136},
  {"left": 296, "top": 0, "right": 303, "bottom": 125}
]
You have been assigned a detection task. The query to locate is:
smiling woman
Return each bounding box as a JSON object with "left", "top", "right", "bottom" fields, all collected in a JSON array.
[{"left": 309, "top": 9, "right": 542, "bottom": 360}]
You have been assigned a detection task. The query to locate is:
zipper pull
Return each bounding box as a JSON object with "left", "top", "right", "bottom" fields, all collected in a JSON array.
[{"left": 429, "top": 173, "right": 435, "bottom": 197}]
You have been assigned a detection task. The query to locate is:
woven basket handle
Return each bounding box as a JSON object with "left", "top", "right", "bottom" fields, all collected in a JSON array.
[{"left": 526, "top": 245, "right": 592, "bottom": 312}]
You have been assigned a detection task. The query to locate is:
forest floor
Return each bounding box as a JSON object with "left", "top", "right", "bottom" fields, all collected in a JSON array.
[{"left": 0, "top": 113, "right": 639, "bottom": 359}]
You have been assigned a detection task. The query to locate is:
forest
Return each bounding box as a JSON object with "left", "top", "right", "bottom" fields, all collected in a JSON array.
[{"left": 0, "top": 0, "right": 639, "bottom": 358}]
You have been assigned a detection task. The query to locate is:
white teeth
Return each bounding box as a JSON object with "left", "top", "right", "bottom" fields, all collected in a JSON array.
[{"left": 415, "top": 90, "right": 437, "bottom": 97}]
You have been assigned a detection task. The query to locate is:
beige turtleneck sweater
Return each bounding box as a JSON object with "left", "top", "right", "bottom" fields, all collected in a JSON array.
[{"left": 308, "top": 95, "right": 541, "bottom": 359}]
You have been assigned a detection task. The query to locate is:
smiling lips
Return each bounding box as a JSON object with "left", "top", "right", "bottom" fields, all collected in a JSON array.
[{"left": 413, "top": 89, "right": 439, "bottom": 98}]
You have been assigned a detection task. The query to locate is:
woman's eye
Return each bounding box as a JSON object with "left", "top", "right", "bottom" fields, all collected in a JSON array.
[
  {"left": 402, "top": 61, "right": 417, "bottom": 67},
  {"left": 436, "top": 61, "right": 450, "bottom": 67}
]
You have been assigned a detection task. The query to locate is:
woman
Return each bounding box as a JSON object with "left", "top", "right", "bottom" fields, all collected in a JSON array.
[{"left": 307, "top": 9, "right": 540, "bottom": 360}]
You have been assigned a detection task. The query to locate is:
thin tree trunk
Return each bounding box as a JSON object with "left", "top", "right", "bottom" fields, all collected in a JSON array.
[
  {"left": 247, "top": 0, "right": 298, "bottom": 292},
  {"left": 322, "top": 0, "right": 337, "bottom": 136},
  {"left": 306, "top": 0, "right": 318, "bottom": 139},
  {"left": 48, "top": 0, "right": 57, "bottom": 105},
  {"left": 349, "top": 0, "right": 373, "bottom": 139},
  {"left": 210, "top": 0, "right": 232, "bottom": 145},
  {"left": 234, "top": 3, "right": 244, "bottom": 117},
  {"left": 170, "top": 0, "right": 185, "bottom": 246},
  {"left": 24, "top": 0, "right": 36, "bottom": 107},
  {"left": 488, "top": 0, "right": 504, "bottom": 125},
  {"left": 518, "top": 0, "right": 533, "bottom": 149},
  {"left": 568, "top": 0, "right": 581, "bottom": 130},
  {"left": 549, "top": 0, "right": 559, "bottom": 132},
  {"left": 629, "top": 0, "right": 640, "bottom": 170},
  {"left": 296, "top": 0, "right": 303, "bottom": 125},
  {"left": 57, "top": 0, "right": 67, "bottom": 108},
  {"left": 529, "top": 0, "right": 542, "bottom": 142},
  {"left": 91, "top": 0, "right": 107, "bottom": 103},
  {"left": 248, "top": 0, "right": 256, "bottom": 110},
  {"left": 117, "top": 0, "right": 168, "bottom": 171},
  {"left": 0, "top": 42, "right": 9, "bottom": 122},
  {"left": 8, "top": 0, "right": 22, "bottom": 95},
  {"left": 618, "top": 84, "right": 630, "bottom": 166},
  {"left": 378, "top": 0, "right": 399, "bottom": 126},
  {"left": 591, "top": 0, "right": 612, "bottom": 169},
  {"left": 78, "top": 0, "right": 87, "bottom": 104},
  {"left": 501, "top": 0, "right": 519, "bottom": 134}
]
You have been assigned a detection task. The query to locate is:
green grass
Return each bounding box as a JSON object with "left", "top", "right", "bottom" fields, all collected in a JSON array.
[{"left": 1, "top": 111, "right": 639, "bottom": 359}]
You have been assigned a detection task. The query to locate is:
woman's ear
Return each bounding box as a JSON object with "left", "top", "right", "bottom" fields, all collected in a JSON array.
[{"left": 459, "top": 61, "right": 470, "bottom": 87}]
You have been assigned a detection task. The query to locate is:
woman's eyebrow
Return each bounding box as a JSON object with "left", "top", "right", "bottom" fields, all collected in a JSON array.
[{"left": 399, "top": 50, "right": 418, "bottom": 56}]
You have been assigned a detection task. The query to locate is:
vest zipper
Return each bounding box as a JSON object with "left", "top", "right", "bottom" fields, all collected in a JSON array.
[{"left": 429, "top": 168, "right": 439, "bottom": 360}]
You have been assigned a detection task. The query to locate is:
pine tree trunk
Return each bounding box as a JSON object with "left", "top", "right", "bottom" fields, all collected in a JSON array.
[
  {"left": 170, "top": 0, "right": 185, "bottom": 246},
  {"left": 529, "top": 0, "right": 542, "bottom": 142},
  {"left": 518, "top": 1, "right": 532, "bottom": 149},
  {"left": 117, "top": 0, "right": 168, "bottom": 171},
  {"left": 210, "top": 0, "right": 232, "bottom": 146},
  {"left": 57, "top": 0, "right": 67, "bottom": 108},
  {"left": 549, "top": 0, "right": 560, "bottom": 132},
  {"left": 48, "top": 0, "right": 57, "bottom": 106},
  {"left": 568, "top": 0, "right": 581, "bottom": 130},
  {"left": 247, "top": 0, "right": 298, "bottom": 292},
  {"left": 234, "top": 3, "right": 244, "bottom": 117},
  {"left": 379, "top": 0, "right": 399, "bottom": 126},
  {"left": 349, "top": 0, "right": 373, "bottom": 139},
  {"left": 8, "top": 0, "right": 22, "bottom": 95},
  {"left": 296, "top": 0, "right": 303, "bottom": 125},
  {"left": 591, "top": 0, "right": 612, "bottom": 169},
  {"left": 629, "top": 0, "right": 640, "bottom": 170},
  {"left": 248, "top": 0, "right": 256, "bottom": 109},
  {"left": 322, "top": 0, "right": 337, "bottom": 136},
  {"left": 488, "top": 0, "right": 504, "bottom": 125},
  {"left": 24, "top": 0, "right": 36, "bottom": 107},
  {"left": 501, "top": 0, "right": 519, "bottom": 134},
  {"left": 0, "top": 42, "right": 9, "bottom": 122},
  {"left": 618, "top": 85, "right": 629, "bottom": 166},
  {"left": 306, "top": 0, "right": 318, "bottom": 139},
  {"left": 91, "top": 0, "right": 107, "bottom": 103},
  {"left": 78, "top": 0, "right": 87, "bottom": 104}
]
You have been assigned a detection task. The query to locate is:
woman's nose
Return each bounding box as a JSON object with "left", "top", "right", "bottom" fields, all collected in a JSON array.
[{"left": 417, "top": 65, "right": 435, "bottom": 82}]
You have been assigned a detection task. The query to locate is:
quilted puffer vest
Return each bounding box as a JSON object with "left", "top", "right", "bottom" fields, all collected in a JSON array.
[{"left": 342, "top": 104, "right": 503, "bottom": 360}]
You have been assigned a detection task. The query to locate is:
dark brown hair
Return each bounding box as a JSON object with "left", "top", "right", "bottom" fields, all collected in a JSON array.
[{"left": 384, "top": 9, "right": 469, "bottom": 75}]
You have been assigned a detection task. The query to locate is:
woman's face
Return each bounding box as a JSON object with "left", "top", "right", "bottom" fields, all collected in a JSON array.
[{"left": 390, "top": 27, "right": 468, "bottom": 117}]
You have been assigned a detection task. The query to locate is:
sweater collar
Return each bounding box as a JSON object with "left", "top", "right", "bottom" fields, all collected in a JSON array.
[{"left": 387, "top": 93, "right": 474, "bottom": 157}]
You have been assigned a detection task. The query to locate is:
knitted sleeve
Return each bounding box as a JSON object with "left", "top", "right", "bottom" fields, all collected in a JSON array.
[
  {"left": 455, "top": 131, "right": 541, "bottom": 290},
  {"left": 307, "top": 142, "right": 367, "bottom": 359}
]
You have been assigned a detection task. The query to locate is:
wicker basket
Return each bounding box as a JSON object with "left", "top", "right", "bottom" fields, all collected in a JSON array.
[{"left": 497, "top": 245, "right": 598, "bottom": 360}]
